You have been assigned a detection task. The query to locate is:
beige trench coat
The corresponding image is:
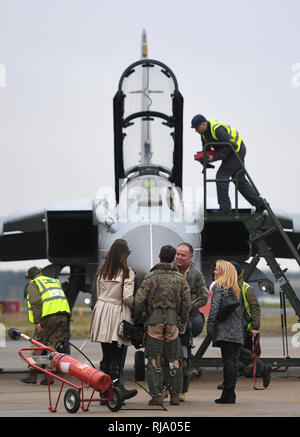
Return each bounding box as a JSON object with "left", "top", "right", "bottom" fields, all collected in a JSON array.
[{"left": 89, "top": 268, "right": 135, "bottom": 346}]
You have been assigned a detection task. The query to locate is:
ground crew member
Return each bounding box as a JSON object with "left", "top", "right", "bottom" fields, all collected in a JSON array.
[
  {"left": 231, "top": 261, "right": 272, "bottom": 387},
  {"left": 174, "top": 242, "right": 208, "bottom": 402},
  {"left": 191, "top": 114, "right": 265, "bottom": 213},
  {"left": 20, "top": 266, "right": 71, "bottom": 385},
  {"left": 134, "top": 245, "right": 191, "bottom": 406}
]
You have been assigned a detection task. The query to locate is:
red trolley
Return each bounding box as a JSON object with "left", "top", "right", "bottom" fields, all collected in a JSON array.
[{"left": 9, "top": 328, "right": 123, "bottom": 414}]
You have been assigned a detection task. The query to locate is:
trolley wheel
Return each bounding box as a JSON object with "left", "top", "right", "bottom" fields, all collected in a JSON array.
[
  {"left": 107, "top": 387, "right": 123, "bottom": 412},
  {"left": 134, "top": 350, "right": 145, "bottom": 381},
  {"left": 64, "top": 388, "right": 81, "bottom": 413}
]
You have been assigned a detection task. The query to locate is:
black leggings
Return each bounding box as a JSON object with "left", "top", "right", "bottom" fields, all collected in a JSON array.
[
  {"left": 219, "top": 341, "right": 241, "bottom": 390},
  {"left": 100, "top": 342, "right": 124, "bottom": 380}
]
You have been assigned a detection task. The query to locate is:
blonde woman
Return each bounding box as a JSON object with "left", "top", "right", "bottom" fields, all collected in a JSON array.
[{"left": 207, "top": 260, "right": 244, "bottom": 404}]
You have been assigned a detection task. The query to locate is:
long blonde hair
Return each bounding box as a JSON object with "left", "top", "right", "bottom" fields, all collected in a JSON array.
[{"left": 215, "top": 259, "right": 240, "bottom": 299}]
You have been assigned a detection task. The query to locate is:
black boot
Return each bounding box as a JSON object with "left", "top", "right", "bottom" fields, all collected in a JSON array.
[
  {"left": 110, "top": 363, "right": 138, "bottom": 401},
  {"left": 113, "top": 379, "right": 138, "bottom": 400},
  {"left": 262, "top": 364, "right": 272, "bottom": 388},
  {"left": 215, "top": 388, "right": 236, "bottom": 404}
]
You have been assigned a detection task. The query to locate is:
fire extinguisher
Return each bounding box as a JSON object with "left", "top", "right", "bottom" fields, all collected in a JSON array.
[
  {"left": 51, "top": 353, "right": 111, "bottom": 393},
  {"left": 8, "top": 328, "right": 111, "bottom": 394}
]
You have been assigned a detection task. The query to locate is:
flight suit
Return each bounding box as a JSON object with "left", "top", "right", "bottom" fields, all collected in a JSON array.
[{"left": 135, "top": 263, "right": 191, "bottom": 399}]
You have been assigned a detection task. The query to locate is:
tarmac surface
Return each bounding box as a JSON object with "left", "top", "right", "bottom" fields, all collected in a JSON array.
[{"left": 1, "top": 334, "right": 300, "bottom": 421}]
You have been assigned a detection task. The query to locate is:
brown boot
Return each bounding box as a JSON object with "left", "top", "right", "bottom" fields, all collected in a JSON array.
[
  {"left": 178, "top": 393, "right": 186, "bottom": 402},
  {"left": 40, "top": 374, "right": 54, "bottom": 385},
  {"left": 20, "top": 370, "right": 37, "bottom": 384},
  {"left": 148, "top": 394, "right": 164, "bottom": 406},
  {"left": 161, "top": 390, "right": 169, "bottom": 399},
  {"left": 170, "top": 393, "right": 180, "bottom": 405}
]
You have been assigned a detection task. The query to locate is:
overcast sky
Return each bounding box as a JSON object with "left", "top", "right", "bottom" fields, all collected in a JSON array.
[{"left": 0, "top": 0, "right": 300, "bottom": 271}]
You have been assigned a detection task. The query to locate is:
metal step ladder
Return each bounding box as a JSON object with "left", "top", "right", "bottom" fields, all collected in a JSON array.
[{"left": 192, "top": 142, "right": 300, "bottom": 368}]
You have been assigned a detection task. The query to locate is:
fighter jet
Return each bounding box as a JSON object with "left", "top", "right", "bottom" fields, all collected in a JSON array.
[
  {"left": 0, "top": 31, "right": 200, "bottom": 305},
  {"left": 1, "top": 31, "right": 300, "bottom": 314}
]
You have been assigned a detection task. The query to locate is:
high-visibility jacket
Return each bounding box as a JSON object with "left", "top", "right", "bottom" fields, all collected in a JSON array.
[
  {"left": 27, "top": 275, "right": 70, "bottom": 323},
  {"left": 202, "top": 119, "right": 243, "bottom": 153},
  {"left": 241, "top": 281, "right": 252, "bottom": 331}
]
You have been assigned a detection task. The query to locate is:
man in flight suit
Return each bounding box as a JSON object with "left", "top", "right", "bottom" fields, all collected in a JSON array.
[{"left": 134, "top": 245, "right": 191, "bottom": 406}]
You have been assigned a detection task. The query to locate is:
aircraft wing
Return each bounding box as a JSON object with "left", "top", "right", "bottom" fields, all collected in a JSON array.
[
  {"left": 0, "top": 207, "right": 46, "bottom": 235},
  {"left": 0, "top": 198, "right": 97, "bottom": 263},
  {"left": 202, "top": 206, "right": 300, "bottom": 263},
  {"left": 0, "top": 206, "right": 46, "bottom": 261}
]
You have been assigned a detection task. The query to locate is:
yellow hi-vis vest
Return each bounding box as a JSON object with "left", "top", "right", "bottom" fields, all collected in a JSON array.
[
  {"left": 203, "top": 119, "right": 243, "bottom": 153},
  {"left": 27, "top": 275, "right": 70, "bottom": 323},
  {"left": 241, "top": 282, "right": 252, "bottom": 331}
]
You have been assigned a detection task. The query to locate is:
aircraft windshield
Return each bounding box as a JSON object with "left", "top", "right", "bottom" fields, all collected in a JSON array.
[{"left": 119, "top": 176, "right": 181, "bottom": 215}]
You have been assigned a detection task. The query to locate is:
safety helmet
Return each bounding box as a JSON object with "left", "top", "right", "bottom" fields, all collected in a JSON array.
[{"left": 191, "top": 312, "right": 205, "bottom": 337}]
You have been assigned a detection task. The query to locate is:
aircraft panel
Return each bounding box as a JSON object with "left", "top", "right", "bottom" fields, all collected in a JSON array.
[{"left": 124, "top": 223, "right": 187, "bottom": 286}]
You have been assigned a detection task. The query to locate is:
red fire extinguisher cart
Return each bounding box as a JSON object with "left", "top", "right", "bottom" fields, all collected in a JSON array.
[{"left": 9, "top": 328, "right": 123, "bottom": 413}]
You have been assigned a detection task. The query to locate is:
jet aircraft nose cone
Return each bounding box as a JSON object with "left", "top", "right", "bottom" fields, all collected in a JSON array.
[{"left": 123, "top": 223, "right": 185, "bottom": 286}]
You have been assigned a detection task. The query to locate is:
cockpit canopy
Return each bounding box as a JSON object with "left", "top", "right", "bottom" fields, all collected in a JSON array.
[{"left": 113, "top": 59, "right": 183, "bottom": 202}]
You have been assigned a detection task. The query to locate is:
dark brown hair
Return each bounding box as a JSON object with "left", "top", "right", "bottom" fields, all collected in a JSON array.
[
  {"left": 159, "top": 245, "right": 176, "bottom": 263},
  {"left": 97, "top": 239, "right": 131, "bottom": 280}
]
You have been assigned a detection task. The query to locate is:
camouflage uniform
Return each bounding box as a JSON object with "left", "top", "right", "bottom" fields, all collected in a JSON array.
[
  {"left": 31, "top": 314, "right": 69, "bottom": 355},
  {"left": 21, "top": 279, "right": 70, "bottom": 384},
  {"left": 134, "top": 263, "right": 191, "bottom": 397},
  {"left": 177, "top": 262, "right": 208, "bottom": 394}
]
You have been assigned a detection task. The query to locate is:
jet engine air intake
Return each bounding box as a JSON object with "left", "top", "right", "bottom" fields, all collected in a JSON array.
[
  {"left": 46, "top": 211, "right": 98, "bottom": 263},
  {"left": 201, "top": 220, "right": 251, "bottom": 260}
]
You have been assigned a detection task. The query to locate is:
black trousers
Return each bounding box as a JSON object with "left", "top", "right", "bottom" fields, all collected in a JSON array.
[
  {"left": 100, "top": 342, "right": 125, "bottom": 380},
  {"left": 219, "top": 341, "right": 241, "bottom": 390},
  {"left": 216, "top": 143, "right": 260, "bottom": 211}
]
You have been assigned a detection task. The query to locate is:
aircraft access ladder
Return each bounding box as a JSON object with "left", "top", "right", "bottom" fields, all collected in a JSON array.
[{"left": 192, "top": 142, "right": 300, "bottom": 369}]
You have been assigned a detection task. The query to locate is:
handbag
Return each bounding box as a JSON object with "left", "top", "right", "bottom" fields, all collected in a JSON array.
[
  {"left": 217, "top": 288, "right": 240, "bottom": 322},
  {"left": 117, "top": 277, "right": 137, "bottom": 342},
  {"left": 118, "top": 319, "right": 136, "bottom": 341}
]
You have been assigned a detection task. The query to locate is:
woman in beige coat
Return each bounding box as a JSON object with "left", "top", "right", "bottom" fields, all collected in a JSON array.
[{"left": 89, "top": 239, "right": 137, "bottom": 400}]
